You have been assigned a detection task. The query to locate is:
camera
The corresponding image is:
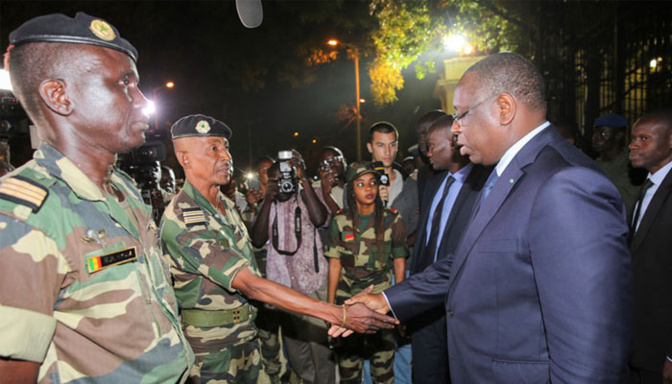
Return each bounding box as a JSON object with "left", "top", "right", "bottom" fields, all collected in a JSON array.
[
  {"left": 321, "top": 159, "right": 331, "bottom": 172},
  {"left": 277, "top": 150, "right": 296, "bottom": 194}
]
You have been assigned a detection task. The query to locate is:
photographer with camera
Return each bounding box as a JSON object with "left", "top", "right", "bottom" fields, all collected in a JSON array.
[
  {"left": 313, "top": 146, "right": 347, "bottom": 215},
  {"left": 161, "top": 116, "right": 396, "bottom": 383},
  {"left": 250, "top": 149, "right": 336, "bottom": 384}
]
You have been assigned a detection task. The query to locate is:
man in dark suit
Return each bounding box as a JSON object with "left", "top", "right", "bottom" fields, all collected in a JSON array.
[
  {"left": 627, "top": 110, "right": 672, "bottom": 384},
  {"left": 337, "top": 52, "right": 633, "bottom": 382},
  {"left": 408, "top": 114, "right": 488, "bottom": 384}
]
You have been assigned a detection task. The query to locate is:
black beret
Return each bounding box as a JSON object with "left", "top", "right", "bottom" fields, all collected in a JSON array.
[
  {"left": 594, "top": 113, "right": 628, "bottom": 128},
  {"left": 9, "top": 12, "right": 138, "bottom": 62},
  {"left": 171, "top": 114, "right": 232, "bottom": 140}
]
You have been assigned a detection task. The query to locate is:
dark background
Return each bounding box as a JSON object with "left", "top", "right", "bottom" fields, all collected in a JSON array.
[{"left": 0, "top": 0, "right": 442, "bottom": 178}]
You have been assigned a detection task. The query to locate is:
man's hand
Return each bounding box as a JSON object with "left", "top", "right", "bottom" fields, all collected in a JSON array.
[
  {"left": 328, "top": 286, "right": 395, "bottom": 338},
  {"left": 345, "top": 292, "right": 390, "bottom": 315},
  {"left": 328, "top": 301, "right": 398, "bottom": 338},
  {"left": 663, "top": 359, "right": 672, "bottom": 384},
  {"left": 265, "top": 181, "right": 279, "bottom": 202},
  {"left": 378, "top": 185, "right": 389, "bottom": 204},
  {"left": 289, "top": 149, "right": 307, "bottom": 180},
  {"left": 319, "top": 168, "right": 337, "bottom": 194}
]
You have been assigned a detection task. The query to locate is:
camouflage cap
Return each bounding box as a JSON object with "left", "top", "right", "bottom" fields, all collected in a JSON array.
[
  {"left": 345, "top": 162, "right": 381, "bottom": 183},
  {"left": 170, "top": 114, "right": 232, "bottom": 140},
  {"left": 9, "top": 12, "right": 138, "bottom": 61}
]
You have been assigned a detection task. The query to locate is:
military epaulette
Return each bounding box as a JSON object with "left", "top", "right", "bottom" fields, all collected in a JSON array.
[
  {"left": 182, "top": 207, "right": 207, "bottom": 228},
  {"left": 0, "top": 175, "right": 49, "bottom": 213}
]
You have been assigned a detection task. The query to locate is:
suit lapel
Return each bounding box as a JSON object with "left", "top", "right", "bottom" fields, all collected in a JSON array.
[
  {"left": 439, "top": 166, "right": 486, "bottom": 252},
  {"left": 411, "top": 172, "right": 447, "bottom": 271},
  {"left": 448, "top": 128, "right": 556, "bottom": 289},
  {"left": 630, "top": 168, "right": 672, "bottom": 252}
]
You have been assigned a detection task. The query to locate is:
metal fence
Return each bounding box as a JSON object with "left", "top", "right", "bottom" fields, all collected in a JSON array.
[{"left": 539, "top": 1, "right": 672, "bottom": 151}]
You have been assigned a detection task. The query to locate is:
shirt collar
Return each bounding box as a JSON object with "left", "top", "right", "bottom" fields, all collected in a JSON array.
[
  {"left": 449, "top": 163, "right": 473, "bottom": 183},
  {"left": 34, "top": 143, "right": 112, "bottom": 201},
  {"left": 495, "top": 121, "right": 551, "bottom": 176},
  {"left": 648, "top": 160, "right": 672, "bottom": 185}
]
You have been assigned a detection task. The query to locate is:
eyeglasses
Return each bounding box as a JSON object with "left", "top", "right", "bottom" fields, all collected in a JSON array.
[{"left": 452, "top": 93, "right": 498, "bottom": 123}]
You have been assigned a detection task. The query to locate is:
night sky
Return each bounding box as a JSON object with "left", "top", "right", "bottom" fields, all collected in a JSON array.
[{"left": 1, "top": 1, "right": 441, "bottom": 177}]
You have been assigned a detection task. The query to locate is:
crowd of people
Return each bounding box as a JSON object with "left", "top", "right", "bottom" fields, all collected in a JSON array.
[{"left": 1, "top": 11, "right": 672, "bottom": 384}]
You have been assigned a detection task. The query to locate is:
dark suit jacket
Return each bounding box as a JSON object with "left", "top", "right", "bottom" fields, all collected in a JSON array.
[
  {"left": 629, "top": 166, "right": 672, "bottom": 373},
  {"left": 410, "top": 165, "right": 489, "bottom": 274},
  {"left": 386, "top": 126, "right": 633, "bottom": 383}
]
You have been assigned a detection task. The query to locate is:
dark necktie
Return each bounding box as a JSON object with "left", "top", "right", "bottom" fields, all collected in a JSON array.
[
  {"left": 631, "top": 178, "right": 654, "bottom": 233},
  {"left": 424, "top": 176, "right": 455, "bottom": 264}
]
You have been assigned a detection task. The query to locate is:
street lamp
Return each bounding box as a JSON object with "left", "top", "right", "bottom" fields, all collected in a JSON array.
[
  {"left": 327, "top": 39, "right": 362, "bottom": 161},
  {"left": 151, "top": 81, "right": 175, "bottom": 130}
]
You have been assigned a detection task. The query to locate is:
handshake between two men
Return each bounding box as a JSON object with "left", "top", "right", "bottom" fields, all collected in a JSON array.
[{"left": 329, "top": 285, "right": 391, "bottom": 337}]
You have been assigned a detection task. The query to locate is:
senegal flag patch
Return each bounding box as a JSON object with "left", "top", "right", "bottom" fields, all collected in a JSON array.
[{"left": 343, "top": 232, "right": 354, "bottom": 243}]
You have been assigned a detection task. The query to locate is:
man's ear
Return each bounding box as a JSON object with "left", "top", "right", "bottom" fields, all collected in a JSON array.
[
  {"left": 176, "top": 151, "right": 190, "bottom": 169},
  {"left": 366, "top": 142, "right": 373, "bottom": 154},
  {"left": 39, "top": 79, "right": 74, "bottom": 116},
  {"left": 497, "top": 92, "right": 516, "bottom": 126}
]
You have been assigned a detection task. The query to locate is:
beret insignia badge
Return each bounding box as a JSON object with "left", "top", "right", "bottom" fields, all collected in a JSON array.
[
  {"left": 90, "top": 19, "right": 116, "bottom": 41},
  {"left": 195, "top": 120, "right": 211, "bottom": 134}
]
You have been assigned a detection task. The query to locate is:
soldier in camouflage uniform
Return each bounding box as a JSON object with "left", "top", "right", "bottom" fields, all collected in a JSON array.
[
  {"left": 0, "top": 12, "right": 194, "bottom": 383},
  {"left": 161, "top": 115, "right": 399, "bottom": 384},
  {"left": 325, "top": 163, "right": 408, "bottom": 384}
]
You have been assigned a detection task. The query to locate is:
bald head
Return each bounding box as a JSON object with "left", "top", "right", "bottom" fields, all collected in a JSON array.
[{"left": 464, "top": 52, "right": 546, "bottom": 114}]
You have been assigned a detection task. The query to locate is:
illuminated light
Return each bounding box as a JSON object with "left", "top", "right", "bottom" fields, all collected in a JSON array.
[
  {"left": 650, "top": 59, "right": 658, "bottom": 68},
  {"left": 312, "top": 139, "right": 317, "bottom": 144},
  {"left": 143, "top": 100, "right": 156, "bottom": 117},
  {"left": 327, "top": 39, "right": 338, "bottom": 46},
  {"left": 463, "top": 44, "right": 475, "bottom": 55},
  {"left": 293, "top": 132, "right": 299, "bottom": 137},
  {"left": 442, "top": 34, "right": 466, "bottom": 52},
  {"left": 246, "top": 172, "right": 254, "bottom": 180},
  {"left": 0, "top": 69, "right": 12, "bottom": 91},
  {"left": 359, "top": 98, "right": 366, "bottom": 103}
]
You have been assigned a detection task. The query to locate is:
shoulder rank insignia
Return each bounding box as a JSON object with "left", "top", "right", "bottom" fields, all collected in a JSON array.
[
  {"left": 182, "top": 207, "right": 207, "bottom": 228},
  {"left": 0, "top": 175, "right": 49, "bottom": 213},
  {"left": 335, "top": 208, "right": 344, "bottom": 214},
  {"left": 343, "top": 232, "right": 355, "bottom": 243},
  {"left": 388, "top": 207, "right": 398, "bottom": 214}
]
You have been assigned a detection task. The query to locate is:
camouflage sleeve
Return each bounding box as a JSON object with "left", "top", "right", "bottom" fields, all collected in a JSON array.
[
  {"left": 389, "top": 212, "right": 408, "bottom": 259},
  {"left": 323, "top": 216, "right": 344, "bottom": 259},
  {"left": 161, "top": 216, "right": 249, "bottom": 292},
  {"left": 0, "top": 214, "right": 63, "bottom": 362}
]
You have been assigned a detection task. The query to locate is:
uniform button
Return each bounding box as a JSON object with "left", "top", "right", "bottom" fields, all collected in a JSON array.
[{"left": 447, "top": 309, "right": 454, "bottom": 317}]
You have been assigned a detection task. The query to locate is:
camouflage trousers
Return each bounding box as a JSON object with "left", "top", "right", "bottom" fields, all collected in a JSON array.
[
  {"left": 334, "top": 329, "right": 395, "bottom": 384},
  {"left": 256, "top": 303, "right": 284, "bottom": 378},
  {"left": 188, "top": 338, "right": 261, "bottom": 384}
]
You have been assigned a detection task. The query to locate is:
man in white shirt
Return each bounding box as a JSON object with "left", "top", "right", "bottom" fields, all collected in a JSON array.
[{"left": 339, "top": 52, "right": 633, "bottom": 383}]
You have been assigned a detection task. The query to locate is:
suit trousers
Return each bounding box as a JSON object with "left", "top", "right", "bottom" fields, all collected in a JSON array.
[{"left": 409, "top": 306, "right": 450, "bottom": 384}]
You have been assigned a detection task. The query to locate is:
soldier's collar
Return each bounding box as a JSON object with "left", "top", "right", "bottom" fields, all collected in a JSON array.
[
  {"left": 34, "top": 143, "right": 115, "bottom": 202},
  {"left": 181, "top": 180, "right": 229, "bottom": 218}
]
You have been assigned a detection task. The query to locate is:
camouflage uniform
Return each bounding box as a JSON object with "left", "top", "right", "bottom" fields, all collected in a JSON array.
[
  {"left": 324, "top": 208, "right": 407, "bottom": 384},
  {"left": 0, "top": 143, "right": 194, "bottom": 383},
  {"left": 161, "top": 180, "right": 262, "bottom": 384}
]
